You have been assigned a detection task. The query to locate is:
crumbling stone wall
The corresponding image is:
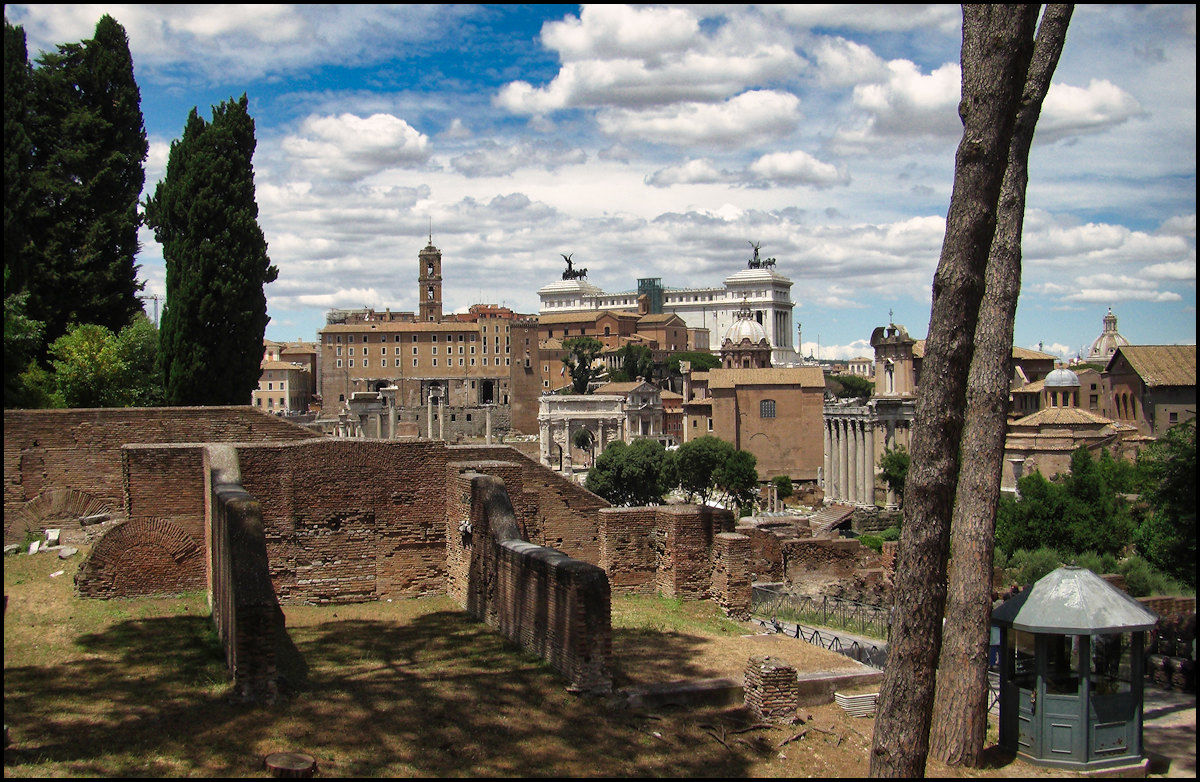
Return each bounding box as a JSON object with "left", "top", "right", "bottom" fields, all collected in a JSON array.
[
  {"left": 783, "top": 538, "right": 877, "bottom": 583},
  {"left": 3, "top": 407, "right": 311, "bottom": 544},
  {"left": 710, "top": 532, "right": 752, "bottom": 617},
  {"left": 598, "top": 505, "right": 735, "bottom": 598},
  {"left": 208, "top": 447, "right": 281, "bottom": 702},
  {"left": 74, "top": 517, "right": 205, "bottom": 598},
  {"left": 454, "top": 471, "right": 612, "bottom": 693}
]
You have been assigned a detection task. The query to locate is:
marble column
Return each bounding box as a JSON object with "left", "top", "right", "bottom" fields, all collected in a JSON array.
[
  {"left": 823, "top": 420, "right": 832, "bottom": 497},
  {"left": 864, "top": 422, "right": 876, "bottom": 507},
  {"left": 438, "top": 396, "right": 445, "bottom": 440},
  {"left": 838, "top": 420, "right": 850, "bottom": 502}
]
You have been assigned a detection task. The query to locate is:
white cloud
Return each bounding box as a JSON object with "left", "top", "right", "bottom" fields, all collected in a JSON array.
[
  {"left": 1037, "top": 80, "right": 1142, "bottom": 142},
  {"left": 748, "top": 150, "right": 848, "bottom": 187},
  {"left": 496, "top": 5, "right": 803, "bottom": 114},
  {"left": 645, "top": 159, "right": 732, "bottom": 187},
  {"left": 808, "top": 35, "right": 889, "bottom": 87},
  {"left": 773, "top": 5, "right": 961, "bottom": 34},
  {"left": 447, "top": 141, "right": 587, "bottom": 178},
  {"left": 846, "top": 60, "right": 962, "bottom": 141},
  {"left": 596, "top": 90, "right": 801, "bottom": 146},
  {"left": 8, "top": 4, "right": 462, "bottom": 82},
  {"left": 281, "top": 114, "right": 431, "bottom": 182}
]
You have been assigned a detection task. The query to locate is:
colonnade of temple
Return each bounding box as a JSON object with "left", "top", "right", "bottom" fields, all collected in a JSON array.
[
  {"left": 539, "top": 416, "right": 625, "bottom": 472},
  {"left": 823, "top": 415, "right": 875, "bottom": 507}
]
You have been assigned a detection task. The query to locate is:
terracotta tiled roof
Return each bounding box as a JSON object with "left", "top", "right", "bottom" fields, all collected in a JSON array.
[
  {"left": 1109, "top": 345, "right": 1197, "bottom": 387},
  {"left": 913, "top": 339, "right": 1056, "bottom": 361},
  {"left": 1011, "top": 406, "right": 1114, "bottom": 427},
  {"left": 537, "top": 310, "right": 640, "bottom": 325},
  {"left": 260, "top": 360, "right": 309, "bottom": 371},
  {"left": 320, "top": 321, "right": 477, "bottom": 333},
  {"left": 593, "top": 381, "right": 656, "bottom": 394},
  {"left": 707, "top": 367, "right": 825, "bottom": 388}
]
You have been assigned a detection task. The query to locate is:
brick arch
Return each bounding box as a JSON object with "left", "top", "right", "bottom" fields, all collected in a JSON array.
[
  {"left": 6, "top": 487, "right": 114, "bottom": 546},
  {"left": 75, "top": 518, "right": 204, "bottom": 599}
]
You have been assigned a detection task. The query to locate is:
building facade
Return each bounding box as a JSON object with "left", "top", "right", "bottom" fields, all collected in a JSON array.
[
  {"left": 537, "top": 245, "right": 799, "bottom": 365},
  {"left": 537, "top": 380, "right": 664, "bottom": 472}
]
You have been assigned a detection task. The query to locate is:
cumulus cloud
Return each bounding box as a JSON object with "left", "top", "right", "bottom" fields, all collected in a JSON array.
[
  {"left": 1037, "top": 80, "right": 1143, "bottom": 142},
  {"left": 8, "top": 4, "right": 462, "bottom": 83},
  {"left": 808, "top": 35, "right": 889, "bottom": 87},
  {"left": 747, "top": 150, "right": 849, "bottom": 187},
  {"left": 281, "top": 113, "right": 431, "bottom": 182},
  {"left": 645, "top": 159, "right": 733, "bottom": 187},
  {"left": 597, "top": 90, "right": 801, "bottom": 146},
  {"left": 773, "top": 5, "right": 961, "bottom": 34},
  {"left": 496, "top": 5, "right": 803, "bottom": 114},
  {"left": 448, "top": 141, "right": 587, "bottom": 178},
  {"left": 843, "top": 60, "right": 962, "bottom": 143}
]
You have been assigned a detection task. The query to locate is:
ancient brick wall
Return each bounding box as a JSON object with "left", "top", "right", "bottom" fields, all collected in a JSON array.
[
  {"left": 74, "top": 517, "right": 206, "bottom": 598},
  {"left": 744, "top": 656, "right": 799, "bottom": 722},
  {"left": 447, "top": 444, "right": 609, "bottom": 562},
  {"left": 735, "top": 523, "right": 788, "bottom": 583},
  {"left": 209, "top": 465, "right": 281, "bottom": 703},
  {"left": 598, "top": 507, "right": 660, "bottom": 593},
  {"left": 122, "top": 444, "right": 207, "bottom": 544},
  {"left": 783, "top": 538, "right": 872, "bottom": 583},
  {"left": 234, "top": 438, "right": 451, "bottom": 603},
  {"left": 3, "top": 407, "right": 312, "bottom": 543},
  {"left": 710, "top": 532, "right": 752, "bottom": 617},
  {"left": 457, "top": 471, "right": 613, "bottom": 693}
]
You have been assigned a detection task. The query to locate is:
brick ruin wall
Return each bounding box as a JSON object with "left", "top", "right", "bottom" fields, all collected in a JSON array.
[
  {"left": 452, "top": 471, "right": 613, "bottom": 693},
  {"left": 3, "top": 407, "right": 312, "bottom": 544}
]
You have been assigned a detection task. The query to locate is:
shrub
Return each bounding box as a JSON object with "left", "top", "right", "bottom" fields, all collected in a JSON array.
[
  {"left": 1006, "top": 547, "right": 1063, "bottom": 588},
  {"left": 859, "top": 534, "right": 883, "bottom": 553}
]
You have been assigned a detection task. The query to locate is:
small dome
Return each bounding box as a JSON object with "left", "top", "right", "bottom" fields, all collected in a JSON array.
[
  {"left": 1087, "top": 308, "right": 1130, "bottom": 361},
  {"left": 724, "top": 313, "right": 768, "bottom": 345},
  {"left": 1044, "top": 367, "right": 1081, "bottom": 387}
]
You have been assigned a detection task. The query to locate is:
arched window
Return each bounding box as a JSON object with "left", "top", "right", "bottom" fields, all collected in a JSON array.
[{"left": 760, "top": 399, "right": 776, "bottom": 418}]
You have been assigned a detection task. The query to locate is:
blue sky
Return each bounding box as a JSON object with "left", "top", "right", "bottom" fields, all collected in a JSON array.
[{"left": 7, "top": 4, "right": 1196, "bottom": 360}]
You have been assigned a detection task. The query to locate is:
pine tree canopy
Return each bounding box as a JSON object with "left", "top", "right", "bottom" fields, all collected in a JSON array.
[
  {"left": 17, "top": 14, "right": 147, "bottom": 348},
  {"left": 145, "top": 94, "right": 278, "bottom": 406}
]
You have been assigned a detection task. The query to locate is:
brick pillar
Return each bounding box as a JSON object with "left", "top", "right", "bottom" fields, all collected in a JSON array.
[
  {"left": 744, "top": 656, "right": 799, "bottom": 723},
  {"left": 711, "top": 532, "right": 751, "bottom": 618}
]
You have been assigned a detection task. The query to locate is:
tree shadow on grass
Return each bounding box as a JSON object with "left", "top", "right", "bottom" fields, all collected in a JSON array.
[{"left": 4, "top": 608, "right": 763, "bottom": 777}]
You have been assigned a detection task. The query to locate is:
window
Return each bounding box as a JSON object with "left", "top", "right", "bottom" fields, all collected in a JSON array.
[
  {"left": 707, "top": 419, "right": 713, "bottom": 431},
  {"left": 432, "top": 335, "right": 438, "bottom": 343},
  {"left": 381, "top": 359, "right": 388, "bottom": 368},
  {"left": 363, "top": 359, "right": 369, "bottom": 368},
  {"left": 349, "top": 347, "right": 355, "bottom": 356},
  {"left": 336, "top": 346, "right": 342, "bottom": 356},
  {"left": 349, "top": 335, "right": 355, "bottom": 343},
  {"left": 412, "top": 335, "right": 418, "bottom": 342},
  {"left": 413, "top": 359, "right": 418, "bottom": 367},
  {"left": 432, "top": 346, "right": 438, "bottom": 355},
  {"left": 349, "top": 359, "right": 355, "bottom": 368},
  {"left": 267, "top": 382, "right": 273, "bottom": 390},
  {"left": 433, "top": 359, "right": 438, "bottom": 367},
  {"left": 413, "top": 346, "right": 418, "bottom": 355},
  {"left": 336, "top": 359, "right": 343, "bottom": 368}
]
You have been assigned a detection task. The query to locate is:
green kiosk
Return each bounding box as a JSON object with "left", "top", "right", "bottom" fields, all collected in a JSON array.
[{"left": 992, "top": 566, "right": 1158, "bottom": 773}]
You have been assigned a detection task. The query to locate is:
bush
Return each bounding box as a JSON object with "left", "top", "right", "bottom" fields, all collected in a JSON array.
[
  {"left": 878, "top": 526, "right": 901, "bottom": 542},
  {"left": 1006, "top": 547, "right": 1063, "bottom": 588},
  {"left": 771, "top": 475, "right": 793, "bottom": 500},
  {"left": 1068, "top": 550, "right": 1119, "bottom": 575},
  {"left": 859, "top": 534, "right": 883, "bottom": 553},
  {"left": 1117, "top": 554, "right": 1186, "bottom": 597}
]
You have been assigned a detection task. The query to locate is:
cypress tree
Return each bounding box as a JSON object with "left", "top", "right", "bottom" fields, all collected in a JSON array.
[
  {"left": 145, "top": 95, "right": 278, "bottom": 406},
  {"left": 26, "top": 14, "right": 147, "bottom": 344},
  {"left": 4, "top": 20, "right": 34, "bottom": 293}
]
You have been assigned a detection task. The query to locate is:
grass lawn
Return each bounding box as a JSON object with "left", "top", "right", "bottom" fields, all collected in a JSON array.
[{"left": 4, "top": 547, "right": 1067, "bottom": 778}]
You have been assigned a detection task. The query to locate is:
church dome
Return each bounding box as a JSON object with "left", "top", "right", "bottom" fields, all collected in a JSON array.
[
  {"left": 1044, "top": 367, "right": 1081, "bottom": 387},
  {"left": 723, "top": 310, "right": 769, "bottom": 345},
  {"left": 1087, "top": 308, "right": 1130, "bottom": 361}
]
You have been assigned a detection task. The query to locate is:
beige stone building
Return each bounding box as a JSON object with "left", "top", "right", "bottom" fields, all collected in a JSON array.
[
  {"left": 317, "top": 242, "right": 543, "bottom": 434},
  {"left": 537, "top": 380, "right": 665, "bottom": 472},
  {"left": 252, "top": 360, "right": 313, "bottom": 414},
  {"left": 1102, "top": 344, "right": 1196, "bottom": 437}
]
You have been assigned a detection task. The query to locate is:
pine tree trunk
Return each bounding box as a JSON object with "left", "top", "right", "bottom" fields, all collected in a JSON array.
[
  {"left": 868, "top": 6, "right": 1039, "bottom": 777},
  {"left": 929, "top": 5, "right": 1074, "bottom": 766}
]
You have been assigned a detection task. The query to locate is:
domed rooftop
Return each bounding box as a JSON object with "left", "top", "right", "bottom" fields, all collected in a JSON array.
[
  {"left": 1087, "top": 308, "right": 1130, "bottom": 361},
  {"left": 1044, "top": 367, "right": 1081, "bottom": 387},
  {"left": 723, "top": 302, "right": 769, "bottom": 345}
]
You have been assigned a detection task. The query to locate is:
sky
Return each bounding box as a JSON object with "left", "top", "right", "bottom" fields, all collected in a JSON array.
[{"left": 7, "top": 4, "right": 1196, "bottom": 361}]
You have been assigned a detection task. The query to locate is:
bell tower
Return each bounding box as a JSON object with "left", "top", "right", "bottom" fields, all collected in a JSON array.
[{"left": 418, "top": 236, "right": 443, "bottom": 322}]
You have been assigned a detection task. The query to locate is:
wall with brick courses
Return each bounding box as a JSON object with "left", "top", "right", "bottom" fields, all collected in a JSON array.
[
  {"left": 208, "top": 455, "right": 282, "bottom": 703},
  {"left": 744, "top": 656, "right": 799, "bottom": 722},
  {"left": 735, "top": 524, "right": 788, "bottom": 583},
  {"left": 122, "top": 444, "right": 207, "bottom": 544},
  {"left": 457, "top": 471, "right": 613, "bottom": 693},
  {"left": 3, "top": 407, "right": 312, "bottom": 544},
  {"left": 74, "top": 516, "right": 206, "bottom": 598},
  {"left": 783, "top": 538, "right": 870, "bottom": 583},
  {"left": 710, "top": 532, "right": 752, "bottom": 617},
  {"left": 233, "top": 438, "right": 451, "bottom": 603},
  {"left": 447, "top": 444, "right": 610, "bottom": 562},
  {"left": 597, "top": 505, "right": 735, "bottom": 598}
]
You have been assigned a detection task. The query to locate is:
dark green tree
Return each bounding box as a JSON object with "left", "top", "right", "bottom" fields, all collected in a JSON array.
[
  {"left": 716, "top": 448, "right": 759, "bottom": 513},
  {"left": 4, "top": 269, "right": 44, "bottom": 407},
  {"left": 613, "top": 343, "right": 655, "bottom": 383},
  {"left": 144, "top": 95, "right": 278, "bottom": 405},
  {"left": 561, "top": 336, "right": 604, "bottom": 394},
  {"left": 1136, "top": 419, "right": 1196, "bottom": 586},
  {"left": 585, "top": 438, "right": 673, "bottom": 506},
  {"left": 832, "top": 373, "right": 874, "bottom": 399},
  {"left": 26, "top": 14, "right": 147, "bottom": 344},
  {"left": 675, "top": 435, "right": 734, "bottom": 503},
  {"left": 4, "top": 20, "right": 34, "bottom": 294},
  {"left": 771, "top": 475, "right": 794, "bottom": 501},
  {"left": 667, "top": 350, "right": 720, "bottom": 376},
  {"left": 879, "top": 445, "right": 910, "bottom": 504}
]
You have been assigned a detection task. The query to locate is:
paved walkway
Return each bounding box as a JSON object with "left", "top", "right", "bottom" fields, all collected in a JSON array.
[{"left": 1143, "top": 686, "right": 1195, "bottom": 778}]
